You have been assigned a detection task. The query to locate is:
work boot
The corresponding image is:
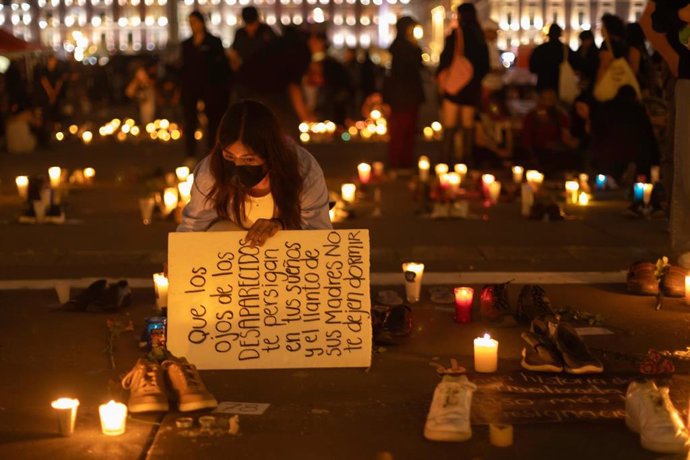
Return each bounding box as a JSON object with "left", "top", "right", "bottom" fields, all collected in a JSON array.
[
  {"left": 626, "top": 380, "right": 690, "bottom": 454},
  {"left": 163, "top": 356, "right": 218, "bottom": 412},
  {"left": 121, "top": 358, "right": 169, "bottom": 413},
  {"left": 424, "top": 375, "right": 477, "bottom": 442}
]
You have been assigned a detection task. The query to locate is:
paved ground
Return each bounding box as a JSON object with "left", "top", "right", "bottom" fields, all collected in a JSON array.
[{"left": 0, "top": 140, "right": 687, "bottom": 459}]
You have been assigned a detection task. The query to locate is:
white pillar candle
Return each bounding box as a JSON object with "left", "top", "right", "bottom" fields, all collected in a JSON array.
[
  {"left": 175, "top": 166, "right": 190, "bottom": 182},
  {"left": 341, "top": 183, "right": 356, "bottom": 204},
  {"left": 418, "top": 156, "right": 430, "bottom": 182},
  {"left": 434, "top": 163, "right": 449, "bottom": 177},
  {"left": 512, "top": 166, "right": 524, "bottom": 184},
  {"left": 446, "top": 172, "right": 461, "bottom": 194},
  {"left": 526, "top": 170, "right": 544, "bottom": 191},
  {"left": 578, "top": 192, "right": 590, "bottom": 206},
  {"left": 521, "top": 183, "right": 534, "bottom": 216},
  {"left": 488, "top": 181, "right": 502, "bottom": 204},
  {"left": 642, "top": 183, "right": 653, "bottom": 206},
  {"left": 565, "top": 180, "right": 579, "bottom": 204},
  {"left": 99, "top": 400, "right": 127, "bottom": 436},
  {"left": 163, "top": 187, "right": 179, "bottom": 215},
  {"left": 685, "top": 274, "right": 690, "bottom": 305},
  {"left": 83, "top": 167, "right": 95, "bottom": 183},
  {"left": 48, "top": 167, "right": 62, "bottom": 188},
  {"left": 474, "top": 333, "right": 498, "bottom": 373},
  {"left": 51, "top": 398, "right": 80, "bottom": 437},
  {"left": 454, "top": 163, "right": 468, "bottom": 182},
  {"left": 15, "top": 176, "right": 28, "bottom": 199},
  {"left": 489, "top": 423, "right": 513, "bottom": 447},
  {"left": 402, "top": 262, "right": 424, "bottom": 303},
  {"left": 357, "top": 163, "right": 372, "bottom": 185},
  {"left": 153, "top": 272, "right": 169, "bottom": 311}
]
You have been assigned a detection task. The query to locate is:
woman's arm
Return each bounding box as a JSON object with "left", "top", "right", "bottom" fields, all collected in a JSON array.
[
  {"left": 640, "top": 1, "right": 679, "bottom": 76},
  {"left": 177, "top": 159, "right": 220, "bottom": 232}
]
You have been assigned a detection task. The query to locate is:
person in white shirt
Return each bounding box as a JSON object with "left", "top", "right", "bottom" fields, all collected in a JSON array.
[{"left": 177, "top": 99, "right": 331, "bottom": 246}]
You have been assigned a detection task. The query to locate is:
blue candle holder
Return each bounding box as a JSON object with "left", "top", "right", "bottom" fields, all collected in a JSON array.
[
  {"left": 633, "top": 182, "right": 645, "bottom": 202},
  {"left": 595, "top": 174, "right": 607, "bottom": 190}
]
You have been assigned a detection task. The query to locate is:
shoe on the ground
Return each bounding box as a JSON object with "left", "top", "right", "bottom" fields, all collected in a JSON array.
[
  {"left": 423, "top": 375, "right": 477, "bottom": 442},
  {"left": 554, "top": 322, "right": 603, "bottom": 374},
  {"left": 163, "top": 356, "right": 218, "bottom": 412},
  {"left": 121, "top": 358, "right": 169, "bottom": 413},
  {"left": 626, "top": 261, "right": 659, "bottom": 296},
  {"left": 662, "top": 265, "right": 687, "bottom": 297},
  {"left": 479, "top": 281, "right": 511, "bottom": 322},
  {"left": 515, "top": 285, "right": 555, "bottom": 324},
  {"left": 372, "top": 304, "right": 412, "bottom": 345},
  {"left": 521, "top": 330, "right": 563, "bottom": 373},
  {"left": 625, "top": 380, "right": 690, "bottom": 454}
]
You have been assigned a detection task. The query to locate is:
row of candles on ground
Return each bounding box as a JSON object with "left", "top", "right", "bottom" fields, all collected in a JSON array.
[
  {"left": 14, "top": 166, "right": 96, "bottom": 199},
  {"left": 299, "top": 110, "right": 389, "bottom": 144},
  {"left": 140, "top": 166, "right": 195, "bottom": 224},
  {"left": 50, "top": 398, "right": 127, "bottom": 437},
  {"left": 404, "top": 262, "right": 498, "bottom": 372},
  {"left": 54, "top": 118, "right": 193, "bottom": 145}
]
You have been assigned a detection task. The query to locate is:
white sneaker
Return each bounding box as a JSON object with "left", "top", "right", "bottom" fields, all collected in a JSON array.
[
  {"left": 423, "top": 375, "right": 477, "bottom": 442},
  {"left": 626, "top": 380, "right": 690, "bottom": 454}
]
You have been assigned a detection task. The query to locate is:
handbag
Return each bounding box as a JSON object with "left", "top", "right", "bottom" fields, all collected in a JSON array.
[
  {"left": 559, "top": 46, "right": 579, "bottom": 104},
  {"left": 594, "top": 30, "right": 642, "bottom": 102},
  {"left": 438, "top": 27, "right": 474, "bottom": 95}
]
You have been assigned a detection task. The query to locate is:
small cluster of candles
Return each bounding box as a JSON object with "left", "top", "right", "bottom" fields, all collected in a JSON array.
[
  {"left": 15, "top": 166, "right": 96, "bottom": 198},
  {"left": 55, "top": 118, "right": 183, "bottom": 145},
  {"left": 422, "top": 121, "right": 443, "bottom": 141},
  {"left": 336, "top": 161, "right": 384, "bottom": 210},
  {"left": 401, "top": 261, "right": 499, "bottom": 372},
  {"left": 299, "top": 111, "right": 389, "bottom": 144},
  {"left": 50, "top": 398, "right": 127, "bottom": 436}
]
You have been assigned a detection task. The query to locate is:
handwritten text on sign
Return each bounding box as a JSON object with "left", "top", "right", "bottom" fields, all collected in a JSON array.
[{"left": 168, "top": 230, "right": 371, "bottom": 369}]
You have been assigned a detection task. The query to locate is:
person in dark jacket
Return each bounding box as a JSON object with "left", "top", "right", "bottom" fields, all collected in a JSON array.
[
  {"left": 576, "top": 30, "right": 599, "bottom": 92},
  {"left": 231, "top": 6, "right": 276, "bottom": 69},
  {"left": 180, "top": 11, "right": 231, "bottom": 159},
  {"left": 437, "top": 3, "right": 489, "bottom": 166},
  {"left": 383, "top": 16, "right": 425, "bottom": 169},
  {"left": 529, "top": 24, "right": 580, "bottom": 96}
]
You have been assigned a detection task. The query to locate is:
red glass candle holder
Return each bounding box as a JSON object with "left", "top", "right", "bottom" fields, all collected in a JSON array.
[{"left": 454, "top": 287, "right": 474, "bottom": 324}]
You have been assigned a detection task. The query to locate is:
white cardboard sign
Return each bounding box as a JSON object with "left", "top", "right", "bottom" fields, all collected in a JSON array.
[{"left": 167, "top": 230, "right": 371, "bottom": 369}]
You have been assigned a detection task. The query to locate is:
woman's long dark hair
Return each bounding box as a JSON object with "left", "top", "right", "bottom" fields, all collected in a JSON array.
[
  {"left": 457, "top": 3, "right": 486, "bottom": 45},
  {"left": 207, "top": 100, "right": 303, "bottom": 229}
]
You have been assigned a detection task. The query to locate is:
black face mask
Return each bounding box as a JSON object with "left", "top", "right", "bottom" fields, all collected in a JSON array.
[{"left": 223, "top": 159, "right": 267, "bottom": 189}]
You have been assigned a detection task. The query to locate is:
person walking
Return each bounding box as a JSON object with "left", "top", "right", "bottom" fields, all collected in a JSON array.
[
  {"left": 180, "top": 11, "right": 231, "bottom": 161},
  {"left": 437, "top": 3, "right": 489, "bottom": 166},
  {"left": 529, "top": 24, "right": 580, "bottom": 97},
  {"left": 383, "top": 16, "right": 425, "bottom": 169}
]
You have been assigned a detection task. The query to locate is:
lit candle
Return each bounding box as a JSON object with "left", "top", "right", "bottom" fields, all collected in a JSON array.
[
  {"left": 578, "top": 191, "right": 590, "bottom": 206},
  {"left": 372, "top": 161, "right": 384, "bottom": 179},
  {"left": 48, "top": 166, "right": 62, "bottom": 188},
  {"left": 434, "top": 163, "right": 449, "bottom": 177},
  {"left": 474, "top": 333, "right": 498, "bottom": 373},
  {"left": 99, "top": 400, "right": 127, "bottom": 436},
  {"left": 685, "top": 274, "right": 690, "bottom": 305},
  {"left": 163, "top": 187, "right": 179, "bottom": 215},
  {"left": 402, "top": 262, "right": 425, "bottom": 303},
  {"left": 153, "top": 272, "right": 168, "bottom": 311},
  {"left": 512, "top": 166, "right": 524, "bottom": 184},
  {"left": 15, "top": 176, "right": 28, "bottom": 199},
  {"left": 642, "top": 183, "right": 653, "bottom": 206},
  {"left": 489, "top": 423, "right": 513, "bottom": 447},
  {"left": 83, "top": 167, "right": 95, "bottom": 183},
  {"left": 438, "top": 173, "right": 451, "bottom": 189},
  {"left": 82, "top": 130, "right": 93, "bottom": 144},
  {"left": 423, "top": 126, "right": 434, "bottom": 141},
  {"left": 178, "top": 181, "right": 192, "bottom": 205},
  {"left": 418, "top": 156, "right": 430, "bottom": 182},
  {"left": 357, "top": 163, "right": 372, "bottom": 185},
  {"left": 565, "top": 180, "right": 579, "bottom": 204},
  {"left": 488, "top": 181, "right": 502, "bottom": 204},
  {"left": 446, "top": 172, "right": 461, "bottom": 194},
  {"left": 341, "top": 183, "right": 356, "bottom": 204},
  {"left": 650, "top": 166, "right": 660, "bottom": 184},
  {"left": 481, "top": 174, "right": 495, "bottom": 197},
  {"left": 526, "top": 170, "right": 544, "bottom": 191},
  {"left": 454, "top": 163, "right": 468, "bottom": 180},
  {"left": 454, "top": 287, "right": 474, "bottom": 324},
  {"left": 175, "top": 166, "right": 190, "bottom": 182},
  {"left": 633, "top": 182, "right": 645, "bottom": 202},
  {"left": 596, "top": 174, "right": 607, "bottom": 190},
  {"left": 51, "top": 398, "right": 79, "bottom": 436}
]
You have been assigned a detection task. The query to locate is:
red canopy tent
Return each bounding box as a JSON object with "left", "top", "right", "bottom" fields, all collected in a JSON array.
[{"left": 0, "top": 28, "right": 41, "bottom": 56}]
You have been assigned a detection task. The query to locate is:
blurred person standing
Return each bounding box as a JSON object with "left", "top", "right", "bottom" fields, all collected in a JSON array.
[
  {"left": 383, "top": 16, "right": 425, "bottom": 169},
  {"left": 529, "top": 24, "right": 580, "bottom": 97},
  {"left": 125, "top": 64, "right": 157, "bottom": 125},
  {"left": 627, "top": 22, "right": 656, "bottom": 93},
  {"left": 34, "top": 55, "right": 65, "bottom": 146},
  {"left": 437, "top": 3, "right": 489, "bottom": 166},
  {"left": 180, "top": 11, "right": 231, "bottom": 160},
  {"left": 230, "top": 6, "right": 276, "bottom": 73},
  {"left": 576, "top": 30, "right": 599, "bottom": 92}
]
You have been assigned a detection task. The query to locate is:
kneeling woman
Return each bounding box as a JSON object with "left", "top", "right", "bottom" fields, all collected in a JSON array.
[{"left": 177, "top": 99, "right": 332, "bottom": 245}]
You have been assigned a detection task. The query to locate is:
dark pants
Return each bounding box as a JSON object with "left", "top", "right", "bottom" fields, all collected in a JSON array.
[
  {"left": 183, "top": 89, "right": 229, "bottom": 157},
  {"left": 388, "top": 108, "right": 419, "bottom": 169}
]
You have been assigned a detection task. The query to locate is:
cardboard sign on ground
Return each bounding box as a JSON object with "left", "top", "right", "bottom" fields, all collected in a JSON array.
[{"left": 168, "top": 230, "right": 371, "bottom": 370}]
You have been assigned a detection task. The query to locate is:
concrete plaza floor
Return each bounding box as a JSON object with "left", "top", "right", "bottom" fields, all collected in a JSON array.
[{"left": 0, "top": 139, "right": 687, "bottom": 459}]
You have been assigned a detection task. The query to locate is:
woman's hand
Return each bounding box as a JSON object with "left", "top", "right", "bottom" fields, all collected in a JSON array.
[{"left": 245, "top": 218, "right": 283, "bottom": 247}]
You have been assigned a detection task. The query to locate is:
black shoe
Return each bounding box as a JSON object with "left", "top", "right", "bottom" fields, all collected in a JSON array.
[
  {"left": 63, "top": 279, "right": 107, "bottom": 311},
  {"left": 521, "top": 331, "right": 564, "bottom": 373},
  {"left": 554, "top": 322, "right": 603, "bottom": 374},
  {"left": 515, "top": 285, "right": 555, "bottom": 324},
  {"left": 479, "top": 281, "right": 511, "bottom": 322},
  {"left": 372, "top": 304, "right": 412, "bottom": 345},
  {"left": 93, "top": 280, "right": 132, "bottom": 311}
]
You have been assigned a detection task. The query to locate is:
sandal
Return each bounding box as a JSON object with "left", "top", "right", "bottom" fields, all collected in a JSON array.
[
  {"left": 662, "top": 265, "right": 686, "bottom": 297},
  {"left": 626, "top": 261, "right": 659, "bottom": 296}
]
